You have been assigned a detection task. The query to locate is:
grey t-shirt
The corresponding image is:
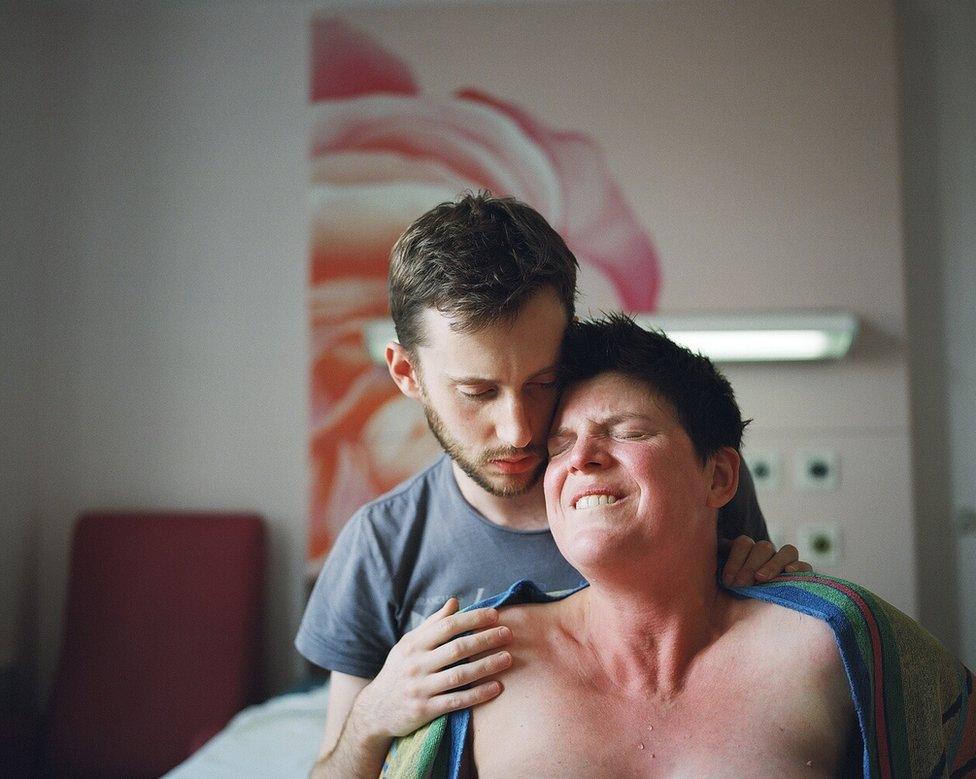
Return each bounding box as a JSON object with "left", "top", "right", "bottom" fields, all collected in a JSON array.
[
  {"left": 295, "top": 455, "right": 768, "bottom": 679},
  {"left": 295, "top": 455, "right": 584, "bottom": 678}
]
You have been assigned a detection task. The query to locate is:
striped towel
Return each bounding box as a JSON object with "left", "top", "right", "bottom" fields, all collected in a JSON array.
[
  {"left": 381, "top": 576, "right": 975, "bottom": 778},
  {"left": 738, "top": 572, "right": 975, "bottom": 777}
]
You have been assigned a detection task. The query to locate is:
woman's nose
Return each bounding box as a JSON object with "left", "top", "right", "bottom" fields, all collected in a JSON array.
[{"left": 568, "top": 435, "right": 610, "bottom": 472}]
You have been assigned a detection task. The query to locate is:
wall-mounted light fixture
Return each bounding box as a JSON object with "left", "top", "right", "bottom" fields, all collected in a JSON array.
[
  {"left": 362, "top": 311, "right": 858, "bottom": 365},
  {"left": 629, "top": 312, "right": 858, "bottom": 362}
]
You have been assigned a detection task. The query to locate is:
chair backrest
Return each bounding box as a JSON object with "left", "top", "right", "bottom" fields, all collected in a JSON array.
[{"left": 45, "top": 511, "right": 265, "bottom": 778}]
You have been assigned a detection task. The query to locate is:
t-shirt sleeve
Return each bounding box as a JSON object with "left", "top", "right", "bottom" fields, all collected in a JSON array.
[
  {"left": 294, "top": 509, "right": 400, "bottom": 679},
  {"left": 717, "top": 462, "right": 770, "bottom": 542}
]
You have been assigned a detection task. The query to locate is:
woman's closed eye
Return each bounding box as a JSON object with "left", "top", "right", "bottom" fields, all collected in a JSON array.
[
  {"left": 530, "top": 371, "right": 559, "bottom": 388},
  {"left": 613, "top": 429, "right": 651, "bottom": 441}
]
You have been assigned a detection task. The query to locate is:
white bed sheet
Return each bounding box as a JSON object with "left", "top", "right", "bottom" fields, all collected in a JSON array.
[{"left": 164, "top": 681, "right": 329, "bottom": 778}]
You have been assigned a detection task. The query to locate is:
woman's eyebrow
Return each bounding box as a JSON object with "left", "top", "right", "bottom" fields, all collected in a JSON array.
[
  {"left": 603, "top": 412, "right": 652, "bottom": 426},
  {"left": 548, "top": 412, "right": 650, "bottom": 439}
]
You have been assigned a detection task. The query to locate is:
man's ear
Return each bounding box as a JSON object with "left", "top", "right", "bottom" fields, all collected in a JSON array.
[
  {"left": 386, "top": 342, "right": 423, "bottom": 400},
  {"left": 705, "top": 447, "right": 740, "bottom": 509}
]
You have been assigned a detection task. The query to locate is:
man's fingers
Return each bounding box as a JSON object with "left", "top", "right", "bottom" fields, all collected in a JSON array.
[
  {"left": 427, "top": 625, "right": 513, "bottom": 671},
  {"left": 734, "top": 540, "right": 781, "bottom": 585},
  {"left": 426, "top": 649, "right": 513, "bottom": 696},
  {"left": 754, "top": 544, "right": 801, "bottom": 581},
  {"left": 428, "top": 678, "right": 505, "bottom": 718},
  {"left": 785, "top": 560, "right": 814, "bottom": 573},
  {"left": 419, "top": 606, "right": 501, "bottom": 650},
  {"left": 721, "top": 535, "right": 754, "bottom": 586},
  {"left": 423, "top": 597, "right": 460, "bottom": 624}
]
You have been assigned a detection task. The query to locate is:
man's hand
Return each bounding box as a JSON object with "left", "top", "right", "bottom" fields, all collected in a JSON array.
[
  {"left": 720, "top": 536, "right": 812, "bottom": 588},
  {"left": 310, "top": 598, "right": 513, "bottom": 777},
  {"left": 357, "top": 597, "right": 514, "bottom": 738}
]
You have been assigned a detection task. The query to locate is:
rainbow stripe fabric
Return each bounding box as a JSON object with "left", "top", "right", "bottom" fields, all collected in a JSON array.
[
  {"left": 381, "top": 575, "right": 976, "bottom": 778},
  {"left": 739, "top": 572, "right": 975, "bottom": 777}
]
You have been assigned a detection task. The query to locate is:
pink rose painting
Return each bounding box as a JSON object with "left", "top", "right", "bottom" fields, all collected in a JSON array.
[{"left": 308, "top": 17, "right": 661, "bottom": 569}]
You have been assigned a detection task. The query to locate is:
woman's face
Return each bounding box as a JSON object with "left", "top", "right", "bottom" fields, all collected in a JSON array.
[{"left": 544, "top": 372, "right": 712, "bottom": 572}]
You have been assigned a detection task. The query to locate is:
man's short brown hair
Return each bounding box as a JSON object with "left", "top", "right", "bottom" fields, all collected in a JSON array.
[{"left": 389, "top": 192, "right": 578, "bottom": 350}]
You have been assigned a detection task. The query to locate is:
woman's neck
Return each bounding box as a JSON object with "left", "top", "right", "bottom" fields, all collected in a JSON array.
[{"left": 568, "top": 544, "right": 730, "bottom": 698}]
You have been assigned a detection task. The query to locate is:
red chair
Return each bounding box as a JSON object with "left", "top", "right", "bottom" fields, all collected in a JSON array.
[{"left": 43, "top": 511, "right": 266, "bottom": 778}]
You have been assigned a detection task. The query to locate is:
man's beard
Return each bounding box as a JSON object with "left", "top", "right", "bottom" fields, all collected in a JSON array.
[{"left": 421, "top": 401, "right": 547, "bottom": 498}]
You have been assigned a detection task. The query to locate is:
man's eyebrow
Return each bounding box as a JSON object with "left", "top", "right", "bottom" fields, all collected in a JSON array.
[
  {"left": 446, "top": 364, "right": 560, "bottom": 385},
  {"left": 529, "top": 364, "right": 560, "bottom": 379},
  {"left": 446, "top": 373, "right": 493, "bottom": 384}
]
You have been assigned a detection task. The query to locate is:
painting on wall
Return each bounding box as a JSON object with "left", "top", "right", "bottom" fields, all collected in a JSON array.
[{"left": 307, "top": 16, "right": 661, "bottom": 569}]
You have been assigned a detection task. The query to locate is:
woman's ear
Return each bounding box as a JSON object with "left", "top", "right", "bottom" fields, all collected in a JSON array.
[
  {"left": 386, "top": 342, "right": 423, "bottom": 400},
  {"left": 706, "top": 447, "right": 741, "bottom": 509}
]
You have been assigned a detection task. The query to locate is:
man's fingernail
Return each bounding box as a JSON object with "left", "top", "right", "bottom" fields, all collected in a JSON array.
[{"left": 755, "top": 570, "right": 769, "bottom": 579}]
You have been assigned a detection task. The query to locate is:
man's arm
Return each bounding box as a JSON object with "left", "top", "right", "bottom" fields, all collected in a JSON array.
[
  {"left": 310, "top": 598, "right": 512, "bottom": 778},
  {"left": 317, "top": 672, "right": 369, "bottom": 759}
]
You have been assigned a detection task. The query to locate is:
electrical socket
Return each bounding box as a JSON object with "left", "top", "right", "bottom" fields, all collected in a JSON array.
[
  {"left": 795, "top": 450, "right": 839, "bottom": 491},
  {"left": 797, "top": 523, "right": 843, "bottom": 566},
  {"left": 744, "top": 450, "right": 781, "bottom": 490}
]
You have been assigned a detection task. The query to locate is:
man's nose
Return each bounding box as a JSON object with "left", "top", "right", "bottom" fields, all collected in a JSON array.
[
  {"left": 496, "top": 396, "right": 534, "bottom": 449},
  {"left": 568, "top": 436, "right": 610, "bottom": 472}
]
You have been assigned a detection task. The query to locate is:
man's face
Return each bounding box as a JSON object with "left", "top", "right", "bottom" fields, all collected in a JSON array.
[
  {"left": 544, "top": 371, "right": 715, "bottom": 570},
  {"left": 404, "top": 288, "right": 568, "bottom": 497}
]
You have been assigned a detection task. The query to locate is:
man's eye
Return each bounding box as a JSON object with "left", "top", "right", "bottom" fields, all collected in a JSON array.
[
  {"left": 459, "top": 387, "right": 494, "bottom": 399},
  {"left": 547, "top": 438, "right": 572, "bottom": 457}
]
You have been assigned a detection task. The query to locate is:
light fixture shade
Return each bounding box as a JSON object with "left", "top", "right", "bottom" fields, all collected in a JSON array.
[
  {"left": 629, "top": 312, "right": 858, "bottom": 362},
  {"left": 361, "top": 312, "right": 858, "bottom": 365}
]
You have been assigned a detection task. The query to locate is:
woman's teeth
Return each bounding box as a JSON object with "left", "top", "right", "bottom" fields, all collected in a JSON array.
[{"left": 574, "top": 494, "right": 618, "bottom": 510}]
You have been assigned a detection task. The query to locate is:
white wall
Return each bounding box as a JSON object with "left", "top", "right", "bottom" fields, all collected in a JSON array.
[
  {"left": 11, "top": 0, "right": 313, "bottom": 698},
  {"left": 900, "top": 0, "right": 976, "bottom": 668}
]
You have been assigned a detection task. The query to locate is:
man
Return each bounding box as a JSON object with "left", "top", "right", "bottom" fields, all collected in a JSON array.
[
  {"left": 298, "top": 195, "right": 808, "bottom": 776},
  {"left": 383, "top": 315, "right": 975, "bottom": 777}
]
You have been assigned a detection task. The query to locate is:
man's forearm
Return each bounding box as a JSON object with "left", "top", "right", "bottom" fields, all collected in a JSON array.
[{"left": 310, "top": 690, "right": 391, "bottom": 779}]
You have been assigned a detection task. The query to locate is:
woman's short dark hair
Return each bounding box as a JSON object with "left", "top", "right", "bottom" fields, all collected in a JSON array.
[
  {"left": 389, "top": 192, "right": 578, "bottom": 350},
  {"left": 559, "top": 314, "right": 749, "bottom": 461}
]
